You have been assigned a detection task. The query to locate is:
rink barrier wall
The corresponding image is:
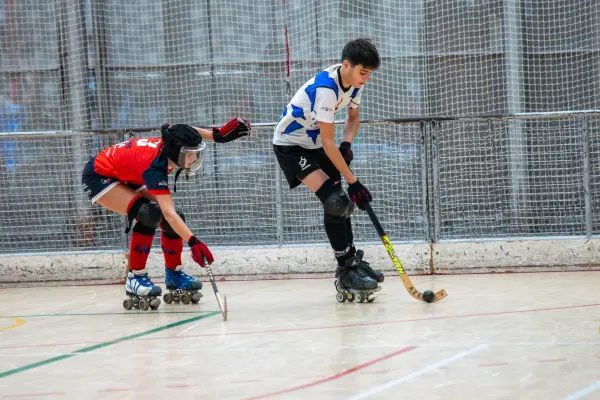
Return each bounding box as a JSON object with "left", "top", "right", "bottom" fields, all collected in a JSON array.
[{"left": 1, "top": 238, "right": 599, "bottom": 286}]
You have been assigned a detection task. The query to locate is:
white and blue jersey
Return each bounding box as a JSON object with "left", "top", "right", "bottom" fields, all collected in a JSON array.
[{"left": 273, "top": 64, "right": 363, "bottom": 149}]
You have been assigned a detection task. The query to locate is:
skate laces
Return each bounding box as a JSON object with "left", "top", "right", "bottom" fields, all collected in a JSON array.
[
  {"left": 356, "top": 250, "right": 376, "bottom": 273},
  {"left": 359, "top": 259, "right": 376, "bottom": 273},
  {"left": 180, "top": 271, "right": 196, "bottom": 282},
  {"left": 353, "top": 267, "right": 370, "bottom": 279},
  {"left": 169, "top": 269, "right": 196, "bottom": 283},
  {"left": 131, "top": 273, "right": 154, "bottom": 286}
]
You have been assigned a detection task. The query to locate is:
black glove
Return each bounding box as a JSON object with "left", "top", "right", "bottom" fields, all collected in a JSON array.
[
  {"left": 213, "top": 118, "right": 251, "bottom": 143},
  {"left": 347, "top": 180, "right": 372, "bottom": 210},
  {"left": 339, "top": 141, "right": 353, "bottom": 166}
]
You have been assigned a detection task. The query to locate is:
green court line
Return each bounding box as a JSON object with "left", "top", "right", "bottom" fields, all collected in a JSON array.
[
  {"left": 0, "top": 311, "right": 215, "bottom": 318},
  {"left": 0, "top": 311, "right": 220, "bottom": 380}
]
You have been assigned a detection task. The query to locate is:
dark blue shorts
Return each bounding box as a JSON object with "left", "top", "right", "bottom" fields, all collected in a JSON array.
[{"left": 81, "top": 156, "right": 143, "bottom": 204}]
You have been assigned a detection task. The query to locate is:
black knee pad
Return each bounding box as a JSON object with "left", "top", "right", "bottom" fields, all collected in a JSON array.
[
  {"left": 161, "top": 209, "right": 185, "bottom": 239},
  {"left": 127, "top": 197, "right": 162, "bottom": 234},
  {"left": 321, "top": 185, "right": 353, "bottom": 219}
]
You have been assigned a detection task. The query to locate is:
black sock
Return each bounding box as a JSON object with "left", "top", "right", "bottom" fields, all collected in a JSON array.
[
  {"left": 316, "top": 179, "right": 337, "bottom": 202},
  {"left": 346, "top": 217, "right": 354, "bottom": 246},
  {"left": 324, "top": 214, "right": 353, "bottom": 265}
]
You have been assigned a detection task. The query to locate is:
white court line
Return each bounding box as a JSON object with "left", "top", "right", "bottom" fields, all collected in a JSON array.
[
  {"left": 348, "top": 344, "right": 488, "bottom": 400},
  {"left": 178, "top": 324, "right": 198, "bottom": 336},
  {"left": 564, "top": 380, "right": 600, "bottom": 400}
]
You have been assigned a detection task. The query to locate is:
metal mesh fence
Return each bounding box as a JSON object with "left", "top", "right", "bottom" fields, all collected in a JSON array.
[
  {"left": 434, "top": 117, "right": 590, "bottom": 238},
  {"left": 0, "top": 1, "right": 599, "bottom": 132},
  {"left": 1, "top": 113, "right": 599, "bottom": 254}
]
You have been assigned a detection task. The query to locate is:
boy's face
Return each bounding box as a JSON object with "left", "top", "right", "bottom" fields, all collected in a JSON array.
[{"left": 343, "top": 60, "right": 374, "bottom": 88}]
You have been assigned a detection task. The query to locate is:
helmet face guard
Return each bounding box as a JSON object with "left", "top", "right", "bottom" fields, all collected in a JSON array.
[{"left": 176, "top": 141, "right": 206, "bottom": 176}]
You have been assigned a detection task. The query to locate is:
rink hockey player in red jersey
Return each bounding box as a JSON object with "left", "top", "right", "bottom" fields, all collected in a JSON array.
[{"left": 82, "top": 119, "right": 250, "bottom": 310}]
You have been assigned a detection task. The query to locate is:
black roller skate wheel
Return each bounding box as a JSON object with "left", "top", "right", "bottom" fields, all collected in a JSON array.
[
  {"left": 123, "top": 298, "right": 134, "bottom": 310},
  {"left": 150, "top": 298, "right": 161, "bottom": 310},
  {"left": 181, "top": 292, "right": 192, "bottom": 304},
  {"left": 173, "top": 294, "right": 181, "bottom": 303},
  {"left": 347, "top": 293, "right": 355, "bottom": 302},
  {"left": 191, "top": 293, "right": 202, "bottom": 304},
  {"left": 139, "top": 298, "right": 150, "bottom": 311},
  {"left": 334, "top": 280, "right": 343, "bottom": 293},
  {"left": 336, "top": 292, "right": 346, "bottom": 302},
  {"left": 163, "top": 293, "right": 173, "bottom": 304},
  {"left": 355, "top": 293, "right": 364, "bottom": 303}
]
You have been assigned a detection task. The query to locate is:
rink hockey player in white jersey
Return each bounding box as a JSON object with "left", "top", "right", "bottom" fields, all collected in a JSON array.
[{"left": 273, "top": 38, "right": 384, "bottom": 303}]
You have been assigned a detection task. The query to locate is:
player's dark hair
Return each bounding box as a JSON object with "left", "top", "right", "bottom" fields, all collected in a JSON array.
[{"left": 341, "top": 38, "right": 380, "bottom": 70}]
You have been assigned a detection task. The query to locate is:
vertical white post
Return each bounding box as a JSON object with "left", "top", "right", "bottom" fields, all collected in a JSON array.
[{"left": 504, "top": 0, "right": 526, "bottom": 232}]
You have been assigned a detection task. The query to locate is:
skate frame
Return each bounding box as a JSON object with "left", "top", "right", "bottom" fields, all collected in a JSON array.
[
  {"left": 364, "top": 202, "right": 448, "bottom": 303},
  {"left": 204, "top": 262, "right": 228, "bottom": 321}
]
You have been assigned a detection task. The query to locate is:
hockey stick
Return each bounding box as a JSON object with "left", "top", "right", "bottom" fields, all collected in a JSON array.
[
  {"left": 204, "top": 258, "right": 228, "bottom": 321},
  {"left": 364, "top": 202, "right": 447, "bottom": 303}
]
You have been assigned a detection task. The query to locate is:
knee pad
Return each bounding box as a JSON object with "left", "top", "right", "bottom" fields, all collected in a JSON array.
[
  {"left": 322, "top": 187, "right": 353, "bottom": 219},
  {"left": 161, "top": 209, "right": 185, "bottom": 239},
  {"left": 127, "top": 197, "right": 162, "bottom": 235}
]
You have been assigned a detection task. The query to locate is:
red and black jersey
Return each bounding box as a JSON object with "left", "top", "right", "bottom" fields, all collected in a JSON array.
[{"left": 93, "top": 137, "right": 173, "bottom": 195}]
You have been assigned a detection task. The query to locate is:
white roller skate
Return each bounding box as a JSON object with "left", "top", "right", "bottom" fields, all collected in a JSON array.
[
  {"left": 163, "top": 266, "right": 203, "bottom": 305},
  {"left": 123, "top": 270, "right": 162, "bottom": 311},
  {"left": 334, "top": 257, "right": 381, "bottom": 304}
]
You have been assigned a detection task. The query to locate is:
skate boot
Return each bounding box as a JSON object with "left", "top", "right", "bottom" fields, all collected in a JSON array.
[
  {"left": 163, "top": 266, "right": 203, "bottom": 305},
  {"left": 334, "top": 259, "right": 381, "bottom": 304},
  {"left": 123, "top": 270, "right": 162, "bottom": 311},
  {"left": 354, "top": 249, "right": 385, "bottom": 283}
]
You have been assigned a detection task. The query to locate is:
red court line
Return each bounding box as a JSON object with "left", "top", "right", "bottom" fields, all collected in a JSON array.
[
  {"left": 179, "top": 302, "right": 600, "bottom": 339},
  {"left": 479, "top": 363, "right": 510, "bottom": 367},
  {"left": 242, "top": 346, "right": 417, "bottom": 400},
  {"left": 1, "top": 302, "right": 598, "bottom": 350},
  {"left": 165, "top": 384, "right": 197, "bottom": 388},
  {"left": 3, "top": 393, "right": 65, "bottom": 398}
]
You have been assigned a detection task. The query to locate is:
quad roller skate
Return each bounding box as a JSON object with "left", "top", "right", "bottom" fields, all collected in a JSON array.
[
  {"left": 163, "top": 266, "right": 203, "bottom": 305},
  {"left": 334, "top": 256, "right": 381, "bottom": 304},
  {"left": 123, "top": 271, "right": 162, "bottom": 311},
  {"left": 354, "top": 249, "right": 385, "bottom": 283},
  {"left": 335, "top": 278, "right": 381, "bottom": 303}
]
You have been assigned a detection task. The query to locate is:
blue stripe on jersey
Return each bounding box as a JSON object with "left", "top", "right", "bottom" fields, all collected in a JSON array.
[
  {"left": 275, "top": 106, "right": 288, "bottom": 133},
  {"left": 351, "top": 88, "right": 360, "bottom": 99},
  {"left": 283, "top": 120, "right": 304, "bottom": 134},
  {"left": 291, "top": 104, "right": 305, "bottom": 119},
  {"left": 306, "top": 128, "right": 320, "bottom": 144},
  {"left": 305, "top": 71, "right": 339, "bottom": 112}
]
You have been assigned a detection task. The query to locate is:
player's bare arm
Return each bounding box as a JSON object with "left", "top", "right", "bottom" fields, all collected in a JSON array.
[
  {"left": 154, "top": 193, "right": 194, "bottom": 242},
  {"left": 339, "top": 107, "right": 360, "bottom": 166},
  {"left": 320, "top": 121, "right": 357, "bottom": 184},
  {"left": 193, "top": 117, "right": 251, "bottom": 143},
  {"left": 343, "top": 105, "right": 360, "bottom": 143}
]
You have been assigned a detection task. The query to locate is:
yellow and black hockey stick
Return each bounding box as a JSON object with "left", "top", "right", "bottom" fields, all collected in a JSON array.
[{"left": 364, "top": 202, "right": 447, "bottom": 303}]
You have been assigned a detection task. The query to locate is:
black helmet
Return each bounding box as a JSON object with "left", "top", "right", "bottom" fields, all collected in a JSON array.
[{"left": 161, "top": 123, "right": 205, "bottom": 175}]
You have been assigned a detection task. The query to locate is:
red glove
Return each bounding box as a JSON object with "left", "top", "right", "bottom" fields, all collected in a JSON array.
[
  {"left": 213, "top": 118, "right": 251, "bottom": 143},
  {"left": 188, "top": 236, "right": 214, "bottom": 267},
  {"left": 339, "top": 141, "right": 353, "bottom": 166},
  {"left": 347, "top": 180, "right": 372, "bottom": 210}
]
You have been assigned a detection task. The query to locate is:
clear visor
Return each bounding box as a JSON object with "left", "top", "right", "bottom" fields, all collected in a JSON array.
[{"left": 177, "top": 142, "right": 206, "bottom": 175}]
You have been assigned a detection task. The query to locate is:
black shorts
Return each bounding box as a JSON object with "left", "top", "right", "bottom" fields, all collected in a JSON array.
[
  {"left": 273, "top": 145, "right": 341, "bottom": 189},
  {"left": 81, "top": 156, "right": 143, "bottom": 204}
]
